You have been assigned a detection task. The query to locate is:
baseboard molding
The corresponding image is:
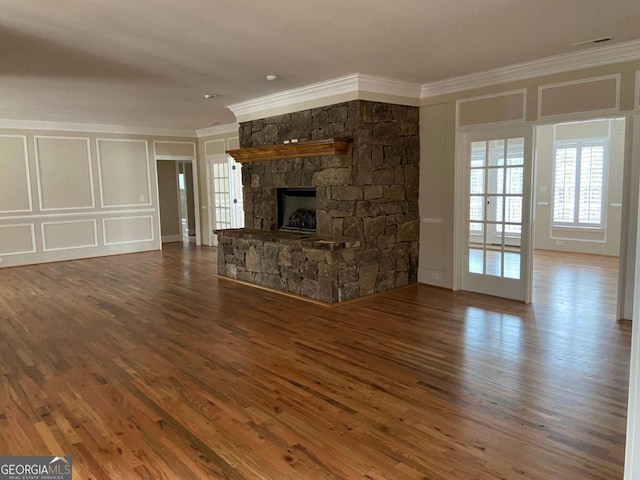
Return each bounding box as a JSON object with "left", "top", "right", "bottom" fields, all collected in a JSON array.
[{"left": 162, "top": 234, "right": 182, "bottom": 243}]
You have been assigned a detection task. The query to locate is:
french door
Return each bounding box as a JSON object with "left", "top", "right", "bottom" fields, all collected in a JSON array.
[
  {"left": 460, "top": 126, "right": 534, "bottom": 302},
  {"left": 209, "top": 155, "right": 244, "bottom": 245}
]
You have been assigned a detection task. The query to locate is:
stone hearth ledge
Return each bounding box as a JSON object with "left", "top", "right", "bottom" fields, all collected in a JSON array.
[
  {"left": 214, "top": 228, "right": 360, "bottom": 250},
  {"left": 214, "top": 228, "right": 362, "bottom": 303}
]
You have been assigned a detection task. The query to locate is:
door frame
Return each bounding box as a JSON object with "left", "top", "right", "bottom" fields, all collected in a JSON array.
[
  {"left": 153, "top": 141, "right": 201, "bottom": 247},
  {"left": 454, "top": 124, "right": 535, "bottom": 303},
  {"left": 206, "top": 153, "right": 228, "bottom": 246},
  {"left": 207, "top": 153, "right": 245, "bottom": 246}
]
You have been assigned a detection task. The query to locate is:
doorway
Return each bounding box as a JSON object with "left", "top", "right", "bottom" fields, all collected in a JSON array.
[
  {"left": 157, "top": 160, "right": 197, "bottom": 244},
  {"left": 456, "top": 118, "right": 627, "bottom": 311},
  {"left": 531, "top": 118, "right": 625, "bottom": 310},
  {"left": 177, "top": 162, "right": 196, "bottom": 243}
]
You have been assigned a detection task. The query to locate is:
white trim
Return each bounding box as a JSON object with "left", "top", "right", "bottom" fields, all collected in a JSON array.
[
  {"left": 96, "top": 138, "right": 152, "bottom": 208},
  {"left": 453, "top": 132, "right": 464, "bottom": 291},
  {"left": 196, "top": 123, "right": 239, "bottom": 138},
  {"left": 0, "top": 223, "right": 36, "bottom": 256},
  {"left": 153, "top": 140, "right": 201, "bottom": 246},
  {"left": 0, "top": 118, "right": 195, "bottom": 138},
  {"left": 0, "top": 208, "right": 156, "bottom": 222},
  {"left": 636, "top": 70, "right": 640, "bottom": 112},
  {"left": 189, "top": 157, "right": 202, "bottom": 247},
  {"left": 153, "top": 140, "right": 196, "bottom": 159},
  {"left": 155, "top": 155, "right": 196, "bottom": 161},
  {"left": 175, "top": 161, "right": 183, "bottom": 241},
  {"left": 625, "top": 115, "right": 640, "bottom": 478},
  {"left": 227, "top": 137, "right": 239, "bottom": 151},
  {"left": 421, "top": 39, "right": 640, "bottom": 98},
  {"left": 0, "top": 135, "right": 33, "bottom": 214},
  {"left": 205, "top": 159, "right": 213, "bottom": 246},
  {"left": 161, "top": 234, "right": 182, "bottom": 243},
  {"left": 455, "top": 125, "right": 535, "bottom": 302},
  {"left": 102, "top": 215, "right": 154, "bottom": 246},
  {"left": 152, "top": 153, "right": 163, "bottom": 251},
  {"left": 358, "top": 74, "right": 422, "bottom": 99},
  {"left": 456, "top": 89, "right": 527, "bottom": 128},
  {"left": 204, "top": 139, "right": 226, "bottom": 159},
  {"left": 227, "top": 73, "right": 421, "bottom": 119},
  {"left": 41, "top": 219, "right": 98, "bottom": 252},
  {"left": 33, "top": 136, "right": 95, "bottom": 211},
  {"left": 205, "top": 140, "right": 236, "bottom": 246},
  {"left": 208, "top": 153, "right": 231, "bottom": 246},
  {"left": 549, "top": 234, "right": 607, "bottom": 244},
  {"left": 537, "top": 74, "right": 621, "bottom": 121}
]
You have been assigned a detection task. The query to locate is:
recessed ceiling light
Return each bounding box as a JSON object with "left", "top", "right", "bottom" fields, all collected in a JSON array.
[
  {"left": 203, "top": 94, "right": 218, "bottom": 100},
  {"left": 265, "top": 74, "right": 280, "bottom": 81}
]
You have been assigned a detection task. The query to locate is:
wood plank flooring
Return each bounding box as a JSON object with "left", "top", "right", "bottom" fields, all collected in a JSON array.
[{"left": 0, "top": 244, "right": 631, "bottom": 479}]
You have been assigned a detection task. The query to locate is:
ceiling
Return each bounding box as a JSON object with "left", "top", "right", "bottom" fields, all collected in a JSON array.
[{"left": 1, "top": 0, "right": 639, "bottom": 131}]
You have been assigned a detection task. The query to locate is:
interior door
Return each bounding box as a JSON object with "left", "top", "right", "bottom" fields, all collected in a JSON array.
[
  {"left": 209, "top": 155, "right": 232, "bottom": 246},
  {"left": 228, "top": 156, "right": 245, "bottom": 228},
  {"left": 461, "top": 126, "right": 534, "bottom": 302}
]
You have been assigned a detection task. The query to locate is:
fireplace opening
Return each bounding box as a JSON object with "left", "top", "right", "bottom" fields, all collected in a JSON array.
[{"left": 277, "top": 187, "right": 317, "bottom": 233}]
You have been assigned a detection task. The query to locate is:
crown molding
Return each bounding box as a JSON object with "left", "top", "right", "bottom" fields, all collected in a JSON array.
[
  {"left": 227, "top": 74, "right": 358, "bottom": 119},
  {"left": 421, "top": 39, "right": 640, "bottom": 99},
  {"left": 195, "top": 123, "right": 239, "bottom": 138},
  {"left": 357, "top": 74, "right": 422, "bottom": 99},
  {"left": 227, "top": 73, "right": 421, "bottom": 120},
  {"left": 0, "top": 118, "right": 196, "bottom": 137}
]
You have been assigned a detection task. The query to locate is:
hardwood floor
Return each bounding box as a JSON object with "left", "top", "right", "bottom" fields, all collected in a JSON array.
[{"left": 0, "top": 244, "right": 630, "bottom": 479}]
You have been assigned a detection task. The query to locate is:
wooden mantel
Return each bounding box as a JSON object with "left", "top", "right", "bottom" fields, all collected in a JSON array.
[{"left": 226, "top": 137, "right": 352, "bottom": 163}]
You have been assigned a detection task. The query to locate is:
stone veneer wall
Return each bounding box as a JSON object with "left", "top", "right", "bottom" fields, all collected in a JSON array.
[
  {"left": 237, "top": 100, "right": 419, "bottom": 300},
  {"left": 218, "top": 231, "right": 357, "bottom": 303}
]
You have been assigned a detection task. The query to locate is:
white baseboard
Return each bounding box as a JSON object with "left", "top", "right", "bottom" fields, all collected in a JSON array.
[{"left": 162, "top": 234, "right": 182, "bottom": 243}]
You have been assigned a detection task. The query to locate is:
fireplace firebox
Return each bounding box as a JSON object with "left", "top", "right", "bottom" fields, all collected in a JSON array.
[{"left": 277, "top": 187, "right": 317, "bottom": 233}]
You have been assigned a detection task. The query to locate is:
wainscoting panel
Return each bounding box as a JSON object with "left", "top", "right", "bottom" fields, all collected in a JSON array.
[
  {"left": 34, "top": 136, "right": 94, "bottom": 211},
  {"left": 0, "top": 223, "right": 36, "bottom": 255},
  {"left": 0, "top": 135, "right": 32, "bottom": 214},
  {"left": 103, "top": 216, "right": 154, "bottom": 245},
  {"left": 154, "top": 141, "right": 196, "bottom": 158},
  {"left": 97, "top": 139, "right": 151, "bottom": 207},
  {"left": 538, "top": 75, "right": 620, "bottom": 119},
  {"left": 204, "top": 139, "right": 225, "bottom": 156},
  {"left": 42, "top": 219, "right": 98, "bottom": 252},
  {"left": 457, "top": 90, "right": 526, "bottom": 127}
]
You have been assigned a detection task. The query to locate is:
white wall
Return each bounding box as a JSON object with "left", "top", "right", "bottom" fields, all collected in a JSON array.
[
  {"left": 625, "top": 114, "right": 640, "bottom": 479},
  {"left": 534, "top": 118, "right": 624, "bottom": 256},
  {"left": 418, "top": 61, "right": 640, "bottom": 290},
  {"left": 0, "top": 129, "right": 196, "bottom": 268}
]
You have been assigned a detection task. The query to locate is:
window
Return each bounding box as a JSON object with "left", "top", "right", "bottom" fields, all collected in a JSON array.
[
  {"left": 469, "top": 139, "right": 524, "bottom": 237},
  {"left": 552, "top": 140, "right": 606, "bottom": 228}
]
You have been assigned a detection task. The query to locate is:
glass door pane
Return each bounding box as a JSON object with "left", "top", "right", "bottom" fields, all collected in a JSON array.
[
  {"left": 461, "top": 126, "right": 533, "bottom": 302},
  {"left": 212, "top": 161, "right": 232, "bottom": 230}
]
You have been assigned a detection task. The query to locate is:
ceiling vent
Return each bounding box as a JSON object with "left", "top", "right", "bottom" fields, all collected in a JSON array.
[{"left": 571, "top": 36, "right": 612, "bottom": 47}]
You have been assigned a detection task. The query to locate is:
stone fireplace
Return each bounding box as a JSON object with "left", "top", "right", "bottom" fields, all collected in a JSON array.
[
  {"left": 216, "top": 100, "right": 419, "bottom": 303},
  {"left": 277, "top": 187, "right": 317, "bottom": 232}
]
